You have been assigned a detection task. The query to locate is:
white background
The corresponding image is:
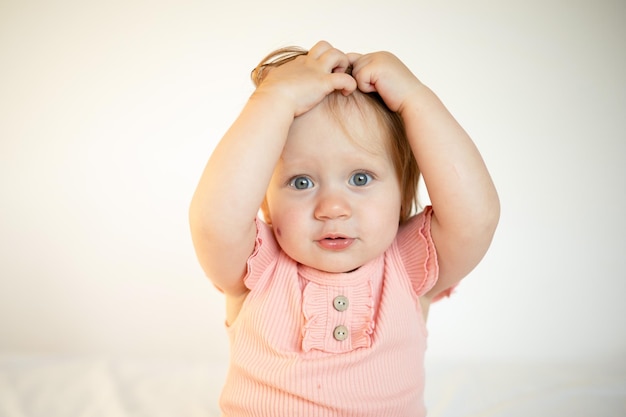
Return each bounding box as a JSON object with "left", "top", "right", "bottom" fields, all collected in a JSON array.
[{"left": 1, "top": 0, "right": 624, "bottom": 365}]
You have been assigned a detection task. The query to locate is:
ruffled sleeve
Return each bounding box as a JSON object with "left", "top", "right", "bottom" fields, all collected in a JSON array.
[
  {"left": 396, "top": 206, "right": 442, "bottom": 297},
  {"left": 243, "top": 217, "right": 280, "bottom": 290}
]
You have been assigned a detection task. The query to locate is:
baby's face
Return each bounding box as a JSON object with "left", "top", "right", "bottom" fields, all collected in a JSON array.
[{"left": 265, "top": 98, "right": 402, "bottom": 273}]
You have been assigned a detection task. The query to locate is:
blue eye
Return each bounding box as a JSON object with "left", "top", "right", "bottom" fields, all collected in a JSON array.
[
  {"left": 289, "top": 176, "right": 314, "bottom": 190},
  {"left": 349, "top": 172, "right": 372, "bottom": 186}
]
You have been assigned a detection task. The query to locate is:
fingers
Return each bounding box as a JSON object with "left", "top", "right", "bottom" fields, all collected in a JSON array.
[
  {"left": 307, "top": 40, "right": 334, "bottom": 58},
  {"left": 307, "top": 41, "right": 356, "bottom": 95},
  {"left": 346, "top": 52, "right": 378, "bottom": 94},
  {"left": 308, "top": 40, "right": 351, "bottom": 75},
  {"left": 332, "top": 73, "right": 357, "bottom": 96},
  {"left": 346, "top": 52, "right": 362, "bottom": 65}
]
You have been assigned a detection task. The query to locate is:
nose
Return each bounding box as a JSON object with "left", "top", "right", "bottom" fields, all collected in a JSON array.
[{"left": 314, "top": 187, "right": 351, "bottom": 220}]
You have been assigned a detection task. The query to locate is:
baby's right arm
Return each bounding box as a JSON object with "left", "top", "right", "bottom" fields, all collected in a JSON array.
[{"left": 189, "top": 41, "right": 356, "bottom": 296}]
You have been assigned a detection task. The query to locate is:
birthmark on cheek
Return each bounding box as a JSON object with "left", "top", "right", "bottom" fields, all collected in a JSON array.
[{"left": 275, "top": 227, "right": 282, "bottom": 237}]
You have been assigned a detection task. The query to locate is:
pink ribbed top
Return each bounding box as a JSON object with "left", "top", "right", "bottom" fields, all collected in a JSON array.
[{"left": 220, "top": 207, "right": 440, "bottom": 417}]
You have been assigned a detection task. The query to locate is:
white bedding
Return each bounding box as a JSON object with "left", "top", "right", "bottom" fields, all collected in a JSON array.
[
  {"left": 0, "top": 355, "right": 624, "bottom": 417},
  {"left": 424, "top": 359, "right": 626, "bottom": 417}
]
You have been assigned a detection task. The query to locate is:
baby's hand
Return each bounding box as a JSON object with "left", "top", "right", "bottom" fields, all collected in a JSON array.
[
  {"left": 347, "top": 51, "right": 425, "bottom": 114},
  {"left": 255, "top": 41, "right": 357, "bottom": 117}
]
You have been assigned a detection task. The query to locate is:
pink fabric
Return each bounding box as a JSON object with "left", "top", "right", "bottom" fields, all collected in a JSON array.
[{"left": 220, "top": 207, "right": 440, "bottom": 417}]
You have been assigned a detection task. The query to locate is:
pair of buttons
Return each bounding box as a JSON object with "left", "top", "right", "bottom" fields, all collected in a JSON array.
[{"left": 333, "top": 295, "right": 349, "bottom": 341}]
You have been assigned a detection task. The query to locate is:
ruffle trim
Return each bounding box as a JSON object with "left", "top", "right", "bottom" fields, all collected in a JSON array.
[
  {"left": 396, "top": 206, "right": 439, "bottom": 296},
  {"left": 243, "top": 217, "right": 280, "bottom": 290},
  {"left": 301, "top": 274, "right": 375, "bottom": 353}
]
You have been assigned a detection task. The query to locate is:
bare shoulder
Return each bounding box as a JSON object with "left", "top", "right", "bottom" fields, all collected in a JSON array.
[{"left": 425, "top": 207, "right": 498, "bottom": 299}]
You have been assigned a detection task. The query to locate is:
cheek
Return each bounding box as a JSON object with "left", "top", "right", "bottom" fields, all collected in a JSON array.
[
  {"left": 372, "top": 195, "right": 402, "bottom": 233},
  {"left": 269, "top": 203, "right": 307, "bottom": 238},
  {"left": 269, "top": 193, "right": 308, "bottom": 222}
]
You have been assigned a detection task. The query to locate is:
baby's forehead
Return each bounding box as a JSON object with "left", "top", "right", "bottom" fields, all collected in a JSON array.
[
  {"left": 323, "top": 90, "right": 381, "bottom": 117},
  {"left": 322, "top": 92, "right": 393, "bottom": 155}
]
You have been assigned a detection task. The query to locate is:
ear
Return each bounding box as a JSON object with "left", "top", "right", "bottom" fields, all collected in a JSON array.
[{"left": 260, "top": 197, "right": 272, "bottom": 225}]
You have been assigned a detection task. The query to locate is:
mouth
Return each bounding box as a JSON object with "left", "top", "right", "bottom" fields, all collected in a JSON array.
[{"left": 316, "top": 235, "right": 355, "bottom": 251}]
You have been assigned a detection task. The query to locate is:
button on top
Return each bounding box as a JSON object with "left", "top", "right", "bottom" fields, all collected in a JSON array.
[
  {"left": 333, "top": 295, "right": 349, "bottom": 312},
  {"left": 333, "top": 325, "right": 349, "bottom": 341}
]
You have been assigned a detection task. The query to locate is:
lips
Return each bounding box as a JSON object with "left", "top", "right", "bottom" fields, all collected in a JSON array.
[{"left": 316, "top": 235, "right": 355, "bottom": 250}]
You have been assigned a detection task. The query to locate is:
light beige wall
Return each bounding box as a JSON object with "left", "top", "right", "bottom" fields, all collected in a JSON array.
[{"left": 1, "top": 0, "right": 624, "bottom": 362}]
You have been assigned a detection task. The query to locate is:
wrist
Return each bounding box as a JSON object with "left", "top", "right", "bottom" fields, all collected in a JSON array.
[
  {"left": 397, "top": 84, "right": 439, "bottom": 116},
  {"left": 249, "top": 87, "right": 298, "bottom": 119}
]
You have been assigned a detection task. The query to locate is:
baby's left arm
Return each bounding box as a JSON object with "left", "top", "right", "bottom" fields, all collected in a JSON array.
[{"left": 349, "top": 51, "right": 500, "bottom": 300}]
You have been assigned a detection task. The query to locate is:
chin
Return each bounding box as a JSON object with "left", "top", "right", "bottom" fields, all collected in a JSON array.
[{"left": 313, "top": 260, "right": 363, "bottom": 274}]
